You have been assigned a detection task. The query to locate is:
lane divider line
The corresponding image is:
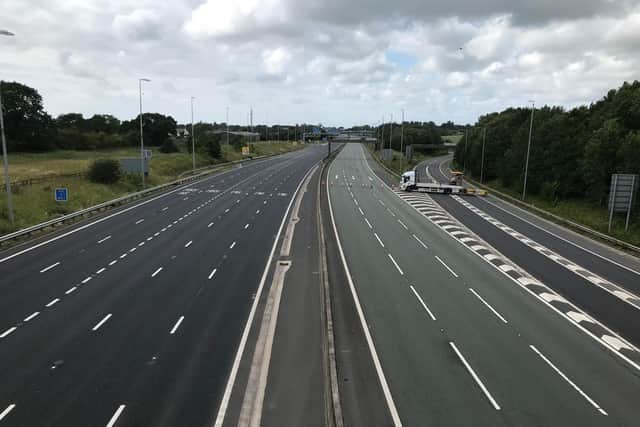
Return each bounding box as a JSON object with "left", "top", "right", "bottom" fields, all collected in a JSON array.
[
  {"left": 449, "top": 341, "right": 501, "bottom": 411},
  {"left": 92, "top": 313, "right": 112, "bottom": 331},
  {"left": 410, "top": 286, "right": 437, "bottom": 320},
  {"left": 435, "top": 255, "right": 459, "bottom": 278},
  {"left": 39, "top": 262, "right": 60, "bottom": 273},
  {"left": 170, "top": 316, "right": 185, "bottom": 335},
  {"left": 105, "top": 404, "right": 126, "bottom": 427},
  {"left": 469, "top": 288, "right": 508, "bottom": 324}
]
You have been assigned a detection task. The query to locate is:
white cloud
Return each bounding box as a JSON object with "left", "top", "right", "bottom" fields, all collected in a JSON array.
[
  {"left": 262, "top": 47, "right": 292, "bottom": 75},
  {"left": 446, "top": 71, "right": 470, "bottom": 87}
]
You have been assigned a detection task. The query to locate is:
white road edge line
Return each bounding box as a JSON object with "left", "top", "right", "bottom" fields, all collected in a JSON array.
[
  {"left": 105, "top": 404, "right": 126, "bottom": 427},
  {"left": 170, "top": 316, "right": 185, "bottom": 334},
  {"left": 151, "top": 267, "right": 163, "bottom": 277},
  {"left": 388, "top": 253, "right": 404, "bottom": 276},
  {"left": 449, "top": 341, "right": 501, "bottom": 411},
  {"left": 529, "top": 345, "right": 607, "bottom": 415},
  {"left": 213, "top": 162, "right": 320, "bottom": 427},
  {"left": 39, "top": 261, "right": 60, "bottom": 273},
  {"left": 410, "top": 285, "right": 436, "bottom": 320},
  {"left": 326, "top": 159, "right": 403, "bottom": 427},
  {"left": 92, "top": 313, "right": 112, "bottom": 331},
  {"left": 435, "top": 255, "right": 459, "bottom": 278},
  {"left": 469, "top": 288, "right": 508, "bottom": 324},
  {"left": 0, "top": 404, "right": 16, "bottom": 421}
]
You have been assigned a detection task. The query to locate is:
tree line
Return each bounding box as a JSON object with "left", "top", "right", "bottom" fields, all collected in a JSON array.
[
  {"left": 375, "top": 121, "right": 444, "bottom": 154},
  {"left": 454, "top": 80, "right": 640, "bottom": 205},
  {"left": 0, "top": 81, "right": 313, "bottom": 153}
]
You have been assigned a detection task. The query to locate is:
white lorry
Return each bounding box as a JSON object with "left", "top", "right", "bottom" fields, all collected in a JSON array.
[{"left": 400, "top": 170, "right": 466, "bottom": 194}]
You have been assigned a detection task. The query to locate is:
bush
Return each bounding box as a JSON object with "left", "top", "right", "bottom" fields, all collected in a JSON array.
[
  {"left": 88, "top": 159, "right": 122, "bottom": 184},
  {"left": 160, "top": 138, "right": 179, "bottom": 153}
]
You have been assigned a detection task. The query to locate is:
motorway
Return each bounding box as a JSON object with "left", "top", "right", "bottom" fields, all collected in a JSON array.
[
  {"left": 327, "top": 144, "right": 640, "bottom": 426},
  {"left": 0, "top": 144, "right": 331, "bottom": 426}
]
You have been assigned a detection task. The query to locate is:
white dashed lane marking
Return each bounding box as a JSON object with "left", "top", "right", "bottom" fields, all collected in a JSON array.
[
  {"left": 39, "top": 262, "right": 60, "bottom": 273},
  {"left": 170, "top": 316, "right": 185, "bottom": 334},
  {"left": 151, "top": 267, "right": 163, "bottom": 278},
  {"left": 469, "top": 288, "right": 508, "bottom": 324},
  {"left": 92, "top": 314, "right": 112, "bottom": 331},
  {"left": 106, "top": 405, "right": 126, "bottom": 427},
  {"left": 135, "top": 219, "right": 144, "bottom": 225}
]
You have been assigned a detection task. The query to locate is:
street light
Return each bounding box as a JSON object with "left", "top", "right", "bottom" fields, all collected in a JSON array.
[
  {"left": 388, "top": 113, "right": 393, "bottom": 161},
  {"left": 138, "top": 78, "right": 150, "bottom": 188},
  {"left": 480, "top": 127, "right": 487, "bottom": 184},
  {"left": 522, "top": 100, "right": 535, "bottom": 200},
  {"left": 226, "top": 106, "right": 230, "bottom": 145},
  {"left": 1, "top": 30, "right": 15, "bottom": 225},
  {"left": 190, "top": 96, "right": 196, "bottom": 171},
  {"left": 400, "top": 108, "right": 405, "bottom": 173}
]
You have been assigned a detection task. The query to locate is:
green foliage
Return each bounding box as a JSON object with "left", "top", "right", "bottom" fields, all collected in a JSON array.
[
  {"left": 160, "top": 138, "right": 179, "bottom": 153},
  {"left": 1, "top": 81, "right": 55, "bottom": 151},
  {"left": 454, "top": 81, "right": 640, "bottom": 205},
  {"left": 88, "top": 159, "right": 122, "bottom": 184},
  {"left": 120, "top": 113, "right": 177, "bottom": 146}
]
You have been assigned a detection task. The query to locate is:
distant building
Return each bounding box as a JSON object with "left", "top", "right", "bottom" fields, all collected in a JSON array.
[{"left": 176, "top": 126, "right": 190, "bottom": 138}]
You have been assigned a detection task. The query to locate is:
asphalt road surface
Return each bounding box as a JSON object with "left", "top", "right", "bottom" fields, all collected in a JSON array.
[
  {"left": 0, "top": 144, "right": 329, "bottom": 427},
  {"left": 328, "top": 144, "right": 640, "bottom": 426}
]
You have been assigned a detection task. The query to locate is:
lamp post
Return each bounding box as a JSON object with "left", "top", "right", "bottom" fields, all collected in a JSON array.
[
  {"left": 463, "top": 127, "right": 468, "bottom": 173},
  {"left": 138, "top": 78, "right": 150, "bottom": 188},
  {"left": 522, "top": 100, "right": 535, "bottom": 200},
  {"left": 388, "top": 113, "right": 393, "bottom": 161},
  {"left": 190, "top": 96, "right": 196, "bottom": 171},
  {"left": 480, "top": 127, "right": 487, "bottom": 184},
  {"left": 400, "top": 108, "right": 405, "bottom": 173},
  {"left": 226, "top": 106, "right": 230, "bottom": 145},
  {"left": 0, "top": 30, "right": 14, "bottom": 225}
]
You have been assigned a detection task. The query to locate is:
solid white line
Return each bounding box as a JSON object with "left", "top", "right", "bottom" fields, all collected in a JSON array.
[
  {"left": 388, "top": 254, "right": 404, "bottom": 275},
  {"left": 185, "top": 240, "right": 193, "bottom": 248},
  {"left": 325, "top": 159, "right": 402, "bottom": 426},
  {"left": 449, "top": 341, "right": 501, "bottom": 410},
  {"left": 364, "top": 218, "right": 373, "bottom": 229},
  {"left": 208, "top": 268, "right": 217, "bottom": 280},
  {"left": 170, "top": 316, "right": 185, "bottom": 334},
  {"left": 397, "top": 219, "right": 408, "bottom": 230},
  {"left": 135, "top": 219, "right": 144, "bottom": 224},
  {"left": 374, "top": 233, "right": 385, "bottom": 248},
  {"left": 97, "top": 235, "right": 111, "bottom": 244},
  {"left": 92, "top": 314, "right": 112, "bottom": 331},
  {"left": 214, "top": 162, "right": 320, "bottom": 427},
  {"left": 244, "top": 223, "right": 250, "bottom": 229},
  {"left": 412, "top": 234, "right": 428, "bottom": 249},
  {"left": 0, "top": 404, "right": 16, "bottom": 421},
  {"left": 39, "top": 262, "right": 60, "bottom": 273},
  {"left": 0, "top": 327, "right": 17, "bottom": 338},
  {"left": 105, "top": 404, "right": 126, "bottom": 427},
  {"left": 435, "top": 255, "right": 459, "bottom": 278},
  {"left": 46, "top": 298, "right": 60, "bottom": 307},
  {"left": 410, "top": 286, "right": 436, "bottom": 320},
  {"left": 151, "top": 267, "right": 163, "bottom": 277},
  {"left": 229, "top": 241, "right": 236, "bottom": 249},
  {"left": 469, "top": 288, "right": 508, "bottom": 323},
  {"left": 65, "top": 286, "right": 77, "bottom": 295},
  {"left": 24, "top": 311, "right": 40, "bottom": 322},
  {"left": 96, "top": 267, "right": 106, "bottom": 274},
  {"left": 530, "top": 345, "right": 607, "bottom": 415}
]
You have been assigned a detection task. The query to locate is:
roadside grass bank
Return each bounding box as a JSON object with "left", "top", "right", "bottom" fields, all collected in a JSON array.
[{"left": 0, "top": 142, "right": 305, "bottom": 234}]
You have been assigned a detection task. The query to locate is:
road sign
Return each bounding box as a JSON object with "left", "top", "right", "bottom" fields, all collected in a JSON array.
[
  {"left": 54, "top": 188, "right": 68, "bottom": 202},
  {"left": 242, "top": 146, "right": 250, "bottom": 155},
  {"left": 608, "top": 174, "right": 638, "bottom": 232},
  {"left": 143, "top": 149, "right": 152, "bottom": 159}
]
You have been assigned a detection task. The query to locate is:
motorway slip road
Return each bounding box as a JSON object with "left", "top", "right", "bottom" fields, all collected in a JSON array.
[
  {"left": 328, "top": 143, "right": 640, "bottom": 426},
  {"left": 0, "top": 144, "right": 329, "bottom": 426}
]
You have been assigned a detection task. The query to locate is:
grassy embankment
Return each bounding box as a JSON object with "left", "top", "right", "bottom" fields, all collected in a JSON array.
[
  {"left": 366, "top": 144, "right": 448, "bottom": 177},
  {"left": 0, "top": 142, "right": 304, "bottom": 234}
]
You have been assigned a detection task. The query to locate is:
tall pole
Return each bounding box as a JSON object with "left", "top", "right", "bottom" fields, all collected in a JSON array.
[
  {"left": 191, "top": 96, "right": 196, "bottom": 171},
  {"left": 522, "top": 101, "right": 535, "bottom": 200},
  {"left": 389, "top": 113, "right": 393, "bottom": 156},
  {"left": 0, "top": 82, "right": 14, "bottom": 225},
  {"left": 400, "top": 108, "right": 405, "bottom": 173},
  {"left": 226, "top": 106, "right": 230, "bottom": 145},
  {"left": 381, "top": 116, "right": 385, "bottom": 153},
  {"left": 480, "top": 127, "right": 487, "bottom": 184},
  {"left": 139, "top": 78, "right": 150, "bottom": 188},
  {"left": 463, "top": 128, "right": 468, "bottom": 173}
]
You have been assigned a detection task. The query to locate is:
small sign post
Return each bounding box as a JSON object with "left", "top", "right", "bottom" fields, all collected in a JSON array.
[
  {"left": 54, "top": 188, "right": 68, "bottom": 202},
  {"left": 608, "top": 174, "right": 638, "bottom": 233}
]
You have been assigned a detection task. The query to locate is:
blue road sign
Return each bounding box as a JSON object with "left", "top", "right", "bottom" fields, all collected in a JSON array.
[{"left": 55, "top": 188, "right": 68, "bottom": 202}]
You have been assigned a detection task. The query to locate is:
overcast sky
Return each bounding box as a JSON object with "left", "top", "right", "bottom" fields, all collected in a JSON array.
[{"left": 2, "top": 0, "right": 640, "bottom": 127}]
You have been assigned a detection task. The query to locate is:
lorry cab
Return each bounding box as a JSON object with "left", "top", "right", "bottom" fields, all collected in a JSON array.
[{"left": 400, "top": 170, "right": 417, "bottom": 191}]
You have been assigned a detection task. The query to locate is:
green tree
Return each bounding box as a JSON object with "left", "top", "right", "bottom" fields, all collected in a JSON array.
[
  {"left": 121, "top": 113, "right": 177, "bottom": 146},
  {"left": 1, "top": 81, "right": 54, "bottom": 151}
]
